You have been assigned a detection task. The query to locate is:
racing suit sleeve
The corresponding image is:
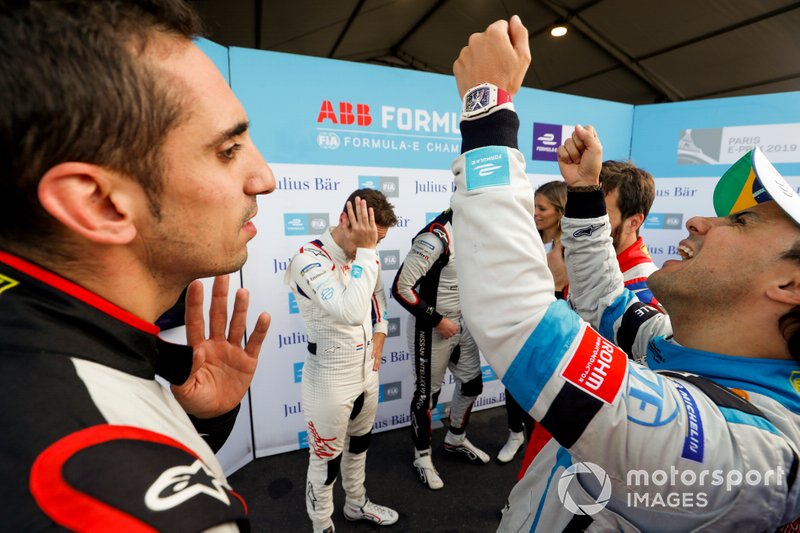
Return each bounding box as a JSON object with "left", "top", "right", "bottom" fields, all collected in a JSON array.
[
  {"left": 372, "top": 268, "right": 389, "bottom": 336},
  {"left": 188, "top": 404, "right": 240, "bottom": 453},
  {"left": 391, "top": 233, "right": 447, "bottom": 327},
  {"left": 450, "top": 111, "right": 797, "bottom": 530},
  {"left": 560, "top": 193, "right": 672, "bottom": 362},
  {"left": 289, "top": 246, "right": 380, "bottom": 326}
]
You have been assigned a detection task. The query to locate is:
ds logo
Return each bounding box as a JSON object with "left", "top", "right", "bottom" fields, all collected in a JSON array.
[
  {"left": 317, "top": 100, "right": 372, "bottom": 126},
  {"left": 317, "top": 132, "right": 340, "bottom": 150}
]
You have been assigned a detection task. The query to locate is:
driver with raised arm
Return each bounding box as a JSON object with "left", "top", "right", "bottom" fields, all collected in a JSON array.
[{"left": 450, "top": 15, "right": 800, "bottom": 532}]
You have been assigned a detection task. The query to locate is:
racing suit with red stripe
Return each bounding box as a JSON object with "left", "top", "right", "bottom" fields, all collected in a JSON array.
[
  {"left": 286, "top": 228, "right": 388, "bottom": 531},
  {"left": 391, "top": 209, "right": 483, "bottom": 451},
  {"left": 0, "top": 251, "right": 246, "bottom": 531},
  {"left": 451, "top": 110, "right": 800, "bottom": 532},
  {"left": 618, "top": 235, "right": 659, "bottom": 308}
]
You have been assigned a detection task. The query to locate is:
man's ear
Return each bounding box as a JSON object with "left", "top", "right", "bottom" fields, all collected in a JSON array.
[
  {"left": 38, "top": 162, "right": 138, "bottom": 245},
  {"left": 339, "top": 212, "right": 349, "bottom": 228},
  {"left": 627, "top": 213, "right": 645, "bottom": 234},
  {"left": 766, "top": 266, "right": 800, "bottom": 306}
]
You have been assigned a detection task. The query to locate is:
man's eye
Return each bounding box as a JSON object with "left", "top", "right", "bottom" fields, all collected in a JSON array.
[
  {"left": 219, "top": 143, "right": 242, "bottom": 161},
  {"left": 733, "top": 213, "right": 748, "bottom": 225}
]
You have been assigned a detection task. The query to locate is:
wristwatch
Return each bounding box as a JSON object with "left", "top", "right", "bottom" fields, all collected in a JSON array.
[{"left": 461, "top": 83, "right": 513, "bottom": 121}]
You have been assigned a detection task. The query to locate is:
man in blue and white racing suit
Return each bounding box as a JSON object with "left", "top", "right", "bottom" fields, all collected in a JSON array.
[
  {"left": 287, "top": 190, "right": 399, "bottom": 532},
  {"left": 450, "top": 16, "right": 800, "bottom": 532}
]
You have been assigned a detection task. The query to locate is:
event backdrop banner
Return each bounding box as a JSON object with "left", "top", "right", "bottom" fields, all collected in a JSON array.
[
  {"left": 229, "top": 48, "right": 633, "bottom": 459},
  {"left": 632, "top": 91, "right": 800, "bottom": 268}
]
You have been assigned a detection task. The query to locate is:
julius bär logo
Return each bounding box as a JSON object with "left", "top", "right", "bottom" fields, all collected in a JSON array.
[{"left": 317, "top": 100, "right": 372, "bottom": 126}]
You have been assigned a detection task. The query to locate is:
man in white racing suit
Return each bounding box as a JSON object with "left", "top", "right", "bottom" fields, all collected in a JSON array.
[
  {"left": 450, "top": 16, "right": 800, "bottom": 532},
  {"left": 391, "top": 208, "right": 491, "bottom": 491},
  {"left": 287, "top": 190, "right": 399, "bottom": 532}
]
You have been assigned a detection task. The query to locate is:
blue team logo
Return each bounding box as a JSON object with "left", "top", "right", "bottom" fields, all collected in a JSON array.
[
  {"left": 298, "top": 431, "right": 309, "bottom": 449},
  {"left": 288, "top": 293, "right": 299, "bottom": 314},
  {"left": 351, "top": 265, "right": 363, "bottom": 279},
  {"left": 321, "top": 287, "right": 335, "bottom": 300},
  {"left": 293, "top": 362, "right": 304, "bottom": 383},
  {"left": 359, "top": 176, "right": 400, "bottom": 198},
  {"left": 626, "top": 365, "right": 678, "bottom": 427},
  {"left": 284, "top": 213, "right": 330, "bottom": 236},
  {"left": 481, "top": 365, "right": 497, "bottom": 382},
  {"left": 465, "top": 147, "right": 510, "bottom": 190},
  {"left": 644, "top": 213, "right": 684, "bottom": 230}
]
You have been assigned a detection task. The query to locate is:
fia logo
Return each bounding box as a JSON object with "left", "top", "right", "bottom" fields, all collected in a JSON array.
[
  {"left": 387, "top": 318, "right": 401, "bottom": 338},
  {"left": 317, "top": 131, "right": 340, "bottom": 150},
  {"left": 358, "top": 176, "right": 400, "bottom": 198},
  {"left": 379, "top": 250, "right": 400, "bottom": 270},
  {"left": 379, "top": 381, "right": 402, "bottom": 402}
]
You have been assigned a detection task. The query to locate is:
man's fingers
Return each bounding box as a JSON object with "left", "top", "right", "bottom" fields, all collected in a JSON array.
[
  {"left": 244, "top": 312, "right": 271, "bottom": 358},
  {"left": 563, "top": 138, "right": 582, "bottom": 164},
  {"left": 185, "top": 281, "right": 205, "bottom": 348},
  {"left": 509, "top": 15, "right": 530, "bottom": 59},
  {"left": 227, "top": 288, "right": 249, "bottom": 345},
  {"left": 571, "top": 126, "right": 587, "bottom": 153},
  {"left": 209, "top": 275, "right": 230, "bottom": 339},
  {"left": 345, "top": 200, "right": 356, "bottom": 231}
]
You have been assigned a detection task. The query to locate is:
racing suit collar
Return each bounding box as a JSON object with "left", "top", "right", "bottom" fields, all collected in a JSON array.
[
  {"left": 0, "top": 250, "right": 193, "bottom": 385},
  {"left": 320, "top": 227, "right": 351, "bottom": 265},
  {"left": 647, "top": 336, "right": 800, "bottom": 414},
  {"left": 616, "top": 236, "right": 653, "bottom": 272}
]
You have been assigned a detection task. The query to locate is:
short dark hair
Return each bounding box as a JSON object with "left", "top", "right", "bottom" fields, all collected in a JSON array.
[
  {"left": 0, "top": 0, "right": 202, "bottom": 257},
  {"left": 342, "top": 189, "right": 398, "bottom": 228},
  {"left": 600, "top": 160, "right": 656, "bottom": 228}
]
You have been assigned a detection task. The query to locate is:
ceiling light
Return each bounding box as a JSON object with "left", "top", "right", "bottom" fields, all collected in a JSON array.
[{"left": 550, "top": 25, "right": 568, "bottom": 37}]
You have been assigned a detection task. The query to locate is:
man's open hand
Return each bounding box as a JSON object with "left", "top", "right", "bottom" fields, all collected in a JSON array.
[{"left": 172, "top": 275, "right": 271, "bottom": 418}]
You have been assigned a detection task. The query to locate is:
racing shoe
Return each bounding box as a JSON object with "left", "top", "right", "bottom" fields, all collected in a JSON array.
[
  {"left": 412, "top": 449, "right": 444, "bottom": 490},
  {"left": 443, "top": 431, "right": 490, "bottom": 464},
  {"left": 497, "top": 430, "right": 525, "bottom": 463},
  {"left": 343, "top": 498, "right": 399, "bottom": 526}
]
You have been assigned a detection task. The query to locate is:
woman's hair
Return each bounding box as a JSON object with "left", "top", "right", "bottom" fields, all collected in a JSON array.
[{"left": 535, "top": 180, "right": 567, "bottom": 240}]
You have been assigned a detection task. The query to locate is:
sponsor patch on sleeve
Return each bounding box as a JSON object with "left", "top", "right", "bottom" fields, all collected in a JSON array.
[
  {"left": 351, "top": 265, "right": 363, "bottom": 279},
  {"left": 465, "top": 147, "right": 510, "bottom": 190},
  {"left": 673, "top": 381, "right": 705, "bottom": 463},
  {"left": 561, "top": 326, "right": 627, "bottom": 404}
]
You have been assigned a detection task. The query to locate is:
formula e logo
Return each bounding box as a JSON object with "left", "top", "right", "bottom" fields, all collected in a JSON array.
[
  {"left": 284, "top": 213, "right": 330, "bottom": 236},
  {"left": 144, "top": 459, "right": 230, "bottom": 511},
  {"left": 558, "top": 461, "right": 611, "bottom": 515},
  {"left": 474, "top": 162, "right": 502, "bottom": 177},
  {"left": 379, "top": 250, "right": 400, "bottom": 270},
  {"left": 317, "top": 131, "right": 340, "bottom": 150},
  {"left": 572, "top": 223, "right": 605, "bottom": 238},
  {"left": 359, "top": 176, "right": 400, "bottom": 198},
  {"left": 537, "top": 133, "right": 558, "bottom": 146},
  {"left": 317, "top": 100, "right": 372, "bottom": 126}
]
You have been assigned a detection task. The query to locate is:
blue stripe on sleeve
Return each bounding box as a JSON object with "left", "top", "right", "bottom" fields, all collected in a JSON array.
[
  {"left": 502, "top": 300, "right": 581, "bottom": 412},
  {"left": 719, "top": 406, "right": 781, "bottom": 436},
  {"left": 599, "top": 290, "right": 636, "bottom": 342}
]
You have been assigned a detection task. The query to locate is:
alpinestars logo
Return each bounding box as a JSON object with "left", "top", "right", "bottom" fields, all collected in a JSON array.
[
  {"left": 144, "top": 459, "right": 230, "bottom": 511},
  {"left": 573, "top": 223, "right": 605, "bottom": 238}
]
